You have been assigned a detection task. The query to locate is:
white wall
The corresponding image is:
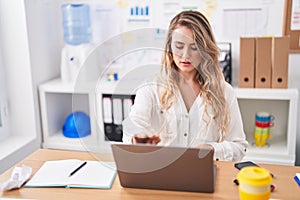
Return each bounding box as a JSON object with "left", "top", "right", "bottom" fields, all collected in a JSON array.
[
  {"left": 0, "top": 0, "right": 41, "bottom": 173},
  {"left": 0, "top": 39, "right": 9, "bottom": 141}
]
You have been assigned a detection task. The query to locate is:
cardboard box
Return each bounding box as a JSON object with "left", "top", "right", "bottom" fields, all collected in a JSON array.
[
  {"left": 272, "top": 36, "right": 290, "bottom": 88},
  {"left": 239, "top": 38, "right": 255, "bottom": 88},
  {"left": 255, "top": 37, "right": 272, "bottom": 88}
]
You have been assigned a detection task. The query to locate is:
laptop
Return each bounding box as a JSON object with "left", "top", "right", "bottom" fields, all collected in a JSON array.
[{"left": 111, "top": 143, "right": 216, "bottom": 193}]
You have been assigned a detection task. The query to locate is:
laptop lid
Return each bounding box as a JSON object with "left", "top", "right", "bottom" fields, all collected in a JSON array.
[{"left": 111, "top": 143, "right": 216, "bottom": 193}]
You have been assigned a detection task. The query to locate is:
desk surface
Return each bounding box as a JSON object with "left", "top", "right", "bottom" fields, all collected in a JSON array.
[{"left": 1, "top": 149, "right": 299, "bottom": 200}]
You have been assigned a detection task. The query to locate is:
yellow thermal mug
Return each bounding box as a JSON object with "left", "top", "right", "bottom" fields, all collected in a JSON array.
[{"left": 237, "top": 166, "right": 272, "bottom": 200}]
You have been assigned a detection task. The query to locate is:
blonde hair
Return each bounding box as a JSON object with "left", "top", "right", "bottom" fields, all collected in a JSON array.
[{"left": 160, "top": 10, "right": 230, "bottom": 138}]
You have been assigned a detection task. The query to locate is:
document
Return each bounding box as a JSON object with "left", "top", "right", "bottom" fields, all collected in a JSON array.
[{"left": 25, "top": 160, "right": 116, "bottom": 189}]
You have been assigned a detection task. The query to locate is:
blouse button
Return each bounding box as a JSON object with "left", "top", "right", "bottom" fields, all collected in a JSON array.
[
  {"left": 184, "top": 133, "right": 187, "bottom": 137},
  {"left": 185, "top": 114, "right": 188, "bottom": 118}
]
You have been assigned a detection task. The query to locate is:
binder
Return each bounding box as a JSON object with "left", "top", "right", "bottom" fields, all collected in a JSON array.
[
  {"left": 102, "top": 94, "right": 135, "bottom": 142},
  {"left": 123, "top": 98, "right": 133, "bottom": 120},
  {"left": 255, "top": 37, "right": 272, "bottom": 88},
  {"left": 112, "top": 98, "right": 123, "bottom": 141},
  {"left": 102, "top": 97, "right": 112, "bottom": 123},
  {"left": 239, "top": 37, "right": 255, "bottom": 88},
  {"left": 112, "top": 98, "right": 123, "bottom": 125},
  {"left": 272, "top": 36, "right": 290, "bottom": 88},
  {"left": 102, "top": 97, "right": 113, "bottom": 141}
]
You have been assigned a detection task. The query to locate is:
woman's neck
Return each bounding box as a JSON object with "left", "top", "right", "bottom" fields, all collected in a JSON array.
[
  {"left": 178, "top": 76, "right": 201, "bottom": 112},
  {"left": 178, "top": 71, "right": 196, "bottom": 83}
]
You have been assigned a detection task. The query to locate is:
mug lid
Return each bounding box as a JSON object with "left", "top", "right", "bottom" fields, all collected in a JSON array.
[{"left": 237, "top": 166, "right": 272, "bottom": 186}]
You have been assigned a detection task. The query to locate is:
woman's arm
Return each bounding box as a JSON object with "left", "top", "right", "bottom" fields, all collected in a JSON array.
[
  {"left": 122, "top": 83, "right": 158, "bottom": 143},
  {"left": 209, "top": 84, "right": 248, "bottom": 161}
]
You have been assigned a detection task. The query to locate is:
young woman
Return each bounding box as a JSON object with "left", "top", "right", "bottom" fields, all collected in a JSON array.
[{"left": 122, "top": 10, "right": 248, "bottom": 161}]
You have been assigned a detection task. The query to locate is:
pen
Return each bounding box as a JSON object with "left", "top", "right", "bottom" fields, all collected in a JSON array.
[
  {"left": 294, "top": 175, "right": 300, "bottom": 187},
  {"left": 68, "top": 161, "right": 87, "bottom": 177}
]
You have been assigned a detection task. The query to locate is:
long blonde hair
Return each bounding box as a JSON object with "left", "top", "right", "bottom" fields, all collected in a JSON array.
[{"left": 160, "top": 10, "right": 230, "bottom": 138}]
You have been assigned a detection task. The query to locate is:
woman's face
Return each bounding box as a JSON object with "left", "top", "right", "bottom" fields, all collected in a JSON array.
[{"left": 171, "top": 25, "right": 201, "bottom": 79}]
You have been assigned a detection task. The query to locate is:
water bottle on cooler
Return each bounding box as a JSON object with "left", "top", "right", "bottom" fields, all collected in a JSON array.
[
  {"left": 61, "top": 4, "right": 91, "bottom": 45},
  {"left": 60, "top": 4, "right": 94, "bottom": 82}
]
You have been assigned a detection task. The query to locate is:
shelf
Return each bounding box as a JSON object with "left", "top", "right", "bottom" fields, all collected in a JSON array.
[
  {"left": 235, "top": 88, "right": 298, "bottom": 165},
  {"left": 245, "top": 139, "right": 295, "bottom": 165},
  {"left": 41, "top": 81, "right": 299, "bottom": 99},
  {"left": 40, "top": 78, "right": 96, "bottom": 94},
  {"left": 42, "top": 131, "right": 111, "bottom": 153},
  {"left": 39, "top": 78, "right": 298, "bottom": 165},
  {"left": 234, "top": 87, "right": 298, "bottom": 100},
  {"left": 247, "top": 137, "right": 287, "bottom": 154}
]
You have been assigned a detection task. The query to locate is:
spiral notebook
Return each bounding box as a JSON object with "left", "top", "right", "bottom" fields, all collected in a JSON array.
[{"left": 25, "top": 160, "right": 117, "bottom": 189}]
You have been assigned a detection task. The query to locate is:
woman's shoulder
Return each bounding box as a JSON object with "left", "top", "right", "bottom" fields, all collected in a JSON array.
[
  {"left": 224, "top": 81, "right": 234, "bottom": 91},
  {"left": 224, "top": 81, "right": 237, "bottom": 100}
]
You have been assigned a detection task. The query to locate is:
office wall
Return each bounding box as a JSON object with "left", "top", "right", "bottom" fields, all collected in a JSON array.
[{"left": 0, "top": 0, "right": 41, "bottom": 174}]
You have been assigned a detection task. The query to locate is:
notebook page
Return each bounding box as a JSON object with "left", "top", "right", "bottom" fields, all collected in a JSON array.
[
  {"left": 67, "top": 161, "right": 116, "bottom": 188},
  {"left": 25, "top": 159, "right": 82, "bottom": 187}
]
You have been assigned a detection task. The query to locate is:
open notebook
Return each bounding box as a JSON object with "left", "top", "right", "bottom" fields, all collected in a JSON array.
[{"left": 25, "top": 160, "right": 116, "bottom": 189}]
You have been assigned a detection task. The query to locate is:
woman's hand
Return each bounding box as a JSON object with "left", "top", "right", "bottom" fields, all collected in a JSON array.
[{"left": 132, "top": 134, "right": 161, "bottom": 144}]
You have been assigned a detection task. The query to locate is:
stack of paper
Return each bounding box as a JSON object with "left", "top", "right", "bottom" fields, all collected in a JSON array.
[{"left": 25, "top": 160, "right": 116, "bottom": 189}]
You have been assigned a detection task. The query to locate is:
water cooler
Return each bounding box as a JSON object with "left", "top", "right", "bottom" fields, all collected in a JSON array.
[{"left": 60, "top": 4, "right": 94, "bottom": 82}]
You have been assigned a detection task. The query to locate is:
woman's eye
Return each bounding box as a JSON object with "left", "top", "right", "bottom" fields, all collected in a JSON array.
[
  {"left": 175, "top": 44, "right": 184, "bottom": 49},
  {"left": 190, "top": 45, "right": 198, "bottom": 51}
]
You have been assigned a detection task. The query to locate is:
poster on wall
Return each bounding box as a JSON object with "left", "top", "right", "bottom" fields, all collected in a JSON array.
[
  {"left": 91, "top": 1, "right": 122, "bottom": 44},
  {"left": 291, "top": 0, "right": 300, "bottom": 30},
  {"left": 87, "top": 0, "right": 285, "bottom": 86}
]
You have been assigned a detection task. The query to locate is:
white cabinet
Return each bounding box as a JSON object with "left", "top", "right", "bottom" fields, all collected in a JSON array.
[{"left": 39, "top": 79, "right": 298, "bottom": 165}]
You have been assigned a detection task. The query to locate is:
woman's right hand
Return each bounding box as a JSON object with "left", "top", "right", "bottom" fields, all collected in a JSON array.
[{"left": 132, "top": 134, "right": 161, "bottom": 144}]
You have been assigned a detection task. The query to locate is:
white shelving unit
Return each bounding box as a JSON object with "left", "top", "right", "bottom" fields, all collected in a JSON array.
[
  {"left": 39, "top": 79, "right": 103, "bottom": 152},
  {"left": 39, "top": 78, "right": 298, "bottom": 165},
  {"left": 235, "top": 88, "right": 298, "bottom": 165}
]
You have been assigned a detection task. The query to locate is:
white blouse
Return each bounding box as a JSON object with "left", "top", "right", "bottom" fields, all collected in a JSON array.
[{"left": 122, "top": 79, "right": 248, "bottom": 162}]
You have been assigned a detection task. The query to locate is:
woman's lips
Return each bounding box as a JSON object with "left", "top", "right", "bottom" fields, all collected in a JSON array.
[{"left": 181, "top": 61, "right": 191, "bottom": 66}]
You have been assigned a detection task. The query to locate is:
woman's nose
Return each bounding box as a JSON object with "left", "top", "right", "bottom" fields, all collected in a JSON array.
[{"left": 182, "top": 47, "right": 190, "bottom": 59}]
